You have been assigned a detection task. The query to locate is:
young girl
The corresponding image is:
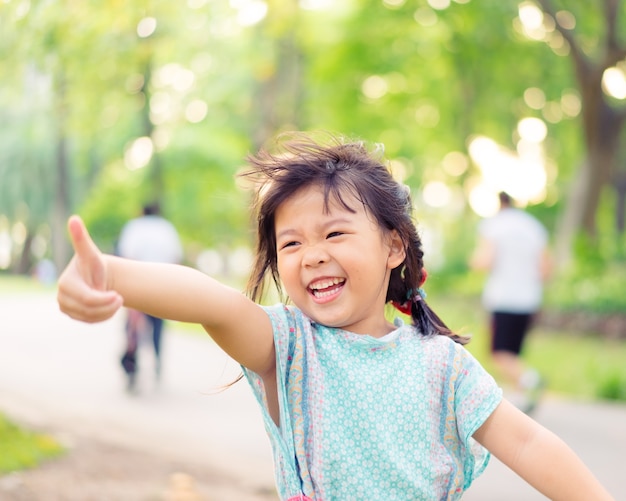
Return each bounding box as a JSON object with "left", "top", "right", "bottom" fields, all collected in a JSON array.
[{"left": 57, "top": 133, "right": 613, "bottom": 501}]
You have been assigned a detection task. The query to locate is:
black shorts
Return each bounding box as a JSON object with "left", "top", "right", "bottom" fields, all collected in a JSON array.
[{"left": 490, "top": 311, "right": 535, "bottom": 354}]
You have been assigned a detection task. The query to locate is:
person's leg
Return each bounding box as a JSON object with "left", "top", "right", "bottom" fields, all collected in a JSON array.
[
  {"left": 491, "top": 311, "right": 543, "bottom": 412},
  {"left": 490, "top": 311, "right": 525, "bottom": 385},
  {"left": 491, "top": 350, "right": 525, "bottom": 387},
  {"left": 121, "top": 309, "right": 144, "bottom": 392},
  {"left": 147, "top": 315, "right": 164, "bottom": 379}
]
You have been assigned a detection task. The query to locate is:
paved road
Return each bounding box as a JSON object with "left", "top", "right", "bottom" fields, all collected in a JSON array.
[{"left": 1, "top": 290, "right": 624, "bottom": 500}]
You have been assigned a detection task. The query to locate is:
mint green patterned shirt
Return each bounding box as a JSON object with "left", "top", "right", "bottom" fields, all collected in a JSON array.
[{"left": 243, "top": 304, "right": 502, "bottom": 501}]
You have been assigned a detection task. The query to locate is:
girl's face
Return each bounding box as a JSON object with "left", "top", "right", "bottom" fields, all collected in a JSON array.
[{"left": 274, "top": 184, "right": 405, "bottom": 337}]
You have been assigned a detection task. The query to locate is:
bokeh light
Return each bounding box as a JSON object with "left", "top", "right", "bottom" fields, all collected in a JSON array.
[
  {"left": 423, "top": 181, "right": 452, "bottom": 208},
  {"left": 124, "top": 137, "right": 154, "bottom": 170},
  {"left": 427, "top": 0, "right": 451, "bottom": 10},
  {"left": 230, "top": 0, "right": 267, "bottom": 26},
  {"left": 467, "top": 119, "right": 548, "bottom": 217},
  {"left": 414, "top": 7, "right": 438, "bottom": 27},
  {"left": 602, "top": 67, "right": 626, "bottom": 100},
  {"left": 137, "top": 17, "right": 157, "bottom": 38},
  {"left": 523, "top": 87, "right": 546, "bottom": 110},
  {"left": 441, "top": 151, "right": 469, "bottom": 177},
  {"left": 299, "top": 0, "right": 334, "bottom": 10},
  {"left": 185, "top": 99, "right": 208, "bottom": 123},
  {"left": 362, "top": 75, "right": 388, "bottom": 100}
]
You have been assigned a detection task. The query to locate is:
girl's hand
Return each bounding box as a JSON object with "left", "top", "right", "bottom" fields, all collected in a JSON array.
[{"left": 57, "top": 215, "right": 123, "bottom": 323}]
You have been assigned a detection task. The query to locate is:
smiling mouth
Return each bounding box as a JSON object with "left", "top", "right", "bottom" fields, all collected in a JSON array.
[{"left": 308, "top": 278, "right": 345, "bottom": 299}]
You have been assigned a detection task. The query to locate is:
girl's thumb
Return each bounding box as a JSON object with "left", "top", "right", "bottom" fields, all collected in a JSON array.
[
  {"left": 67, "top": 215, "right": 106, "bottom": 290},
  {"left": 68, "top": 215, "right": 96, "bottom": 257}
]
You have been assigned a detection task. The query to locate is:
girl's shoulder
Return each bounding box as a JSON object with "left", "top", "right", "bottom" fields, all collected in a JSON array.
[
  {"left": 260, "top": 303, "right": 314, "bottom": 339},
  {"left": 261, "top": 303, "right": 308, "bottom": 323},
  {"left": 401, "top": 322, "right": 477, "bottom": 365}
]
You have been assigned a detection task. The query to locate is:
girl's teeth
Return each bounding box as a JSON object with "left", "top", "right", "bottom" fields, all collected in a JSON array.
[
  {"left": 311, "top": 278, "right": 342, "bottom": 290},
  {"left": 313, "top": 288, "right": 338, "bottom": 298},
  {"left": 311, "top": 280, "right": 344, "bottom": 298}
]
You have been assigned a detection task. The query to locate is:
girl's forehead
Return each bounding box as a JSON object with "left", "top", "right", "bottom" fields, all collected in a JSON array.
[
  {"left": 279, "top": 183, "right": 359, "bottom": 211},
  {"left": 274, "top": 182, "right": 377, "bottom": 232}
]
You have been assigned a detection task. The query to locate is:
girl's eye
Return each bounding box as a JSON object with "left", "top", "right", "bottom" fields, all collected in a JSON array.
[
  {"left": 327, "top": 231, "right": 343, "bottom": 238},
  {"left": 280, "top": 241, "right": 298, "bottom": 249}
]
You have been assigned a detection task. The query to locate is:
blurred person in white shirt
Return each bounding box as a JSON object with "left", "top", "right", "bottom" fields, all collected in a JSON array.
[
  {"left": 470, "top": 192, "right": 552, "bottom": 413},
  {"left": 117, "top": 202, "right": 183, "bottom": 391}
]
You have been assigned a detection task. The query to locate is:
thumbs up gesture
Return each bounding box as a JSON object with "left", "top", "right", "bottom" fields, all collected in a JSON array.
[{"left": 57, "top": 215, "right": 123, "bottom": 322}]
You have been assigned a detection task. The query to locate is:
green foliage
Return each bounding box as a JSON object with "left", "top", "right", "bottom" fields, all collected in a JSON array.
[
  {"left": 161, "top": 126, "right": 252, "bottom": 249},
  {"left": 573, "top": 232, "right": 607, "bottom": 273},
  {"left": 546, "top": 190, "right": 626, "bottom": 314},
  {"left": 544, "top": 261, "right": 626, "bottom": 315},
  {"left": 78, "top": 124, "right": 253, "bottom": 252},
  {"left": 1, "top": 1, "right": 624, "bottom": 284},
  {"left": 0, "top": 414, "right": 64, "bottom": 474},
  {"left": 525, "top": 334, "right": 626, "bottom": 402},
  {"left": 596, "top": 372, "right": 626, "bottom": 401},
  {"left": 427, "top": 293, "right": 626, "bottom": 402},
  {"left": 79, "top": 161, "right": 148, "bottom": 252}
]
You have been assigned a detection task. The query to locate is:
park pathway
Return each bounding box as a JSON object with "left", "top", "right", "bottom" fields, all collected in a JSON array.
[{"left": 0, "top": 289, "right": 624, "bottom": 500}]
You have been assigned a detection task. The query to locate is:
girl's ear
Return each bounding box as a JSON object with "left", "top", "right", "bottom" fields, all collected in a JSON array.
[{"left": 387, "top": 230, "right": 406, "bottom": 269}]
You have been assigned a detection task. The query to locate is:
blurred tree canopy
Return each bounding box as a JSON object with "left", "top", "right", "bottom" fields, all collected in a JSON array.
[{"left": 1, "top": 0, "right": 625, "bottom": 294}]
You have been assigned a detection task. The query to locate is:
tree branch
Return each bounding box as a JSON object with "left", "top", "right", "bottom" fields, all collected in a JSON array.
[
  {"left": 616, "top": 105, "right": 626, "bottom": 123},
  {"left": 603, "top": 0, "right": 626, "bottom": 68},
  {"left": 605, "top": 0, "right": 619, "bottom": 50},
  {"left": 535, "top": 0, "right": 590, "bottom": 76}
]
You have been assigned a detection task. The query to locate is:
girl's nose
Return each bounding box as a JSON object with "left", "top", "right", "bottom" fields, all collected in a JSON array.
[{"left": 302, "top": 244, "right": 329, "bottom": 267}]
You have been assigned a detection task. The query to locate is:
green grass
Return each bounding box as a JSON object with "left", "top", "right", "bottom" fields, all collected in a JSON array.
[
  {"left": 525, "top": 334, "right": 626, "bottom": 400},
  {"left": 0, "top": 414, "right": 64, "bottom": 474},
  {"left": 0, "top": 274, "right": 55, "bottom": 294}
]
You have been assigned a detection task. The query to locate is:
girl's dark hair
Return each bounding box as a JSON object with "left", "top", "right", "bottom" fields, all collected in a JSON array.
[{"left": 239, "top": 131, "right": 468, "bottom": 345}]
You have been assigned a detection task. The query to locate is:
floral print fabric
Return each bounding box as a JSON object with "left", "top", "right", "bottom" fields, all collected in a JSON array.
[{"left": 242, "top": 304, "right": 502, "bottom": 501}]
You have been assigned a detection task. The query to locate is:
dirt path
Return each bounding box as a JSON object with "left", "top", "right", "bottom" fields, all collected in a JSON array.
[{"left": 0, "top": 430, "right": 277, "bottom": 501}]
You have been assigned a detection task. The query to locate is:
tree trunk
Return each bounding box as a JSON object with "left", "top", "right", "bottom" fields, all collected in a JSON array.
[
  {"left": 51, "top": 74, "right": 72, "bottom": 272},
  {"left": 250, "top": 0, "right": 303, "bottom": 150},
  {"left": 577, "top": 82, "right": 624, "bottom": 236},
  {"left": 539, "top": 0, "right": 626, "bottom": 264},
  {"left": 554, "top": 100, "right": 623, "bottom": 266},
  {"left": 141, "top": 62, "right": 163, "bottom": 203},
  {"left": 555, "top": 161, "right": 590, "bottom": 265},
  {"left": 15, "top": 230, "right": 35, "bottom": 275}
]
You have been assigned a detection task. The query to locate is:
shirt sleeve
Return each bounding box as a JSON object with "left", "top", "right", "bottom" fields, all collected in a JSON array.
[
  {"left": 241, "top": 303, "right": 293, "bottom": 433},
  {"left": 240, "top": 304, "right": 308, "bottom": 500},
  {"left": 452, "top": 342, "right": 503, "bottom": 486}
]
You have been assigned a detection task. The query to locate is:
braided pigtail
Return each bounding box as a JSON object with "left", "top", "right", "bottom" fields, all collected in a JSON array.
[{"left": 386, "top": 189, "right": 469, "bottom": 345}]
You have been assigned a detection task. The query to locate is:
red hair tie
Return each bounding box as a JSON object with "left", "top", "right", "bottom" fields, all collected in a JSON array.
[{"left": 390, "top": 269, "right": 428, "bottom": 315}]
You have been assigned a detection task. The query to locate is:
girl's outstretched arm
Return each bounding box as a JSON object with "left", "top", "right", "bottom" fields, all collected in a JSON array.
[
  {"left": 473, "top": 399, "right": 614, "bottom": 501},
  {"left": 57, "top": 215, "right": 275, "bottom": 376}
]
